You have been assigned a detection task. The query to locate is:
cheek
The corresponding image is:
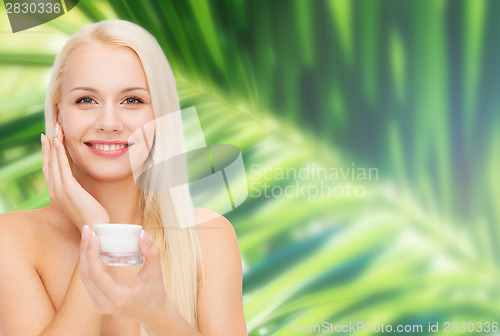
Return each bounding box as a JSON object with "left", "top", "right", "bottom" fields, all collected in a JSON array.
[
  {"left": 62, "top": 107, "right": 88, "bottom": 126},
  {"left": 128, "top": 113, "right": 155, "bottom": 176},
  {"left": 130, "top": 109, "right": 155, "bottom": 126},
  {"left": 61, "top": 111, "right": 91, "bottom": 144},
  {"left": 140, "top": 111, "right": 156, "bottom": 145},
  {"left": 125, "top": 109, "right": 155, "bottom": 135}
]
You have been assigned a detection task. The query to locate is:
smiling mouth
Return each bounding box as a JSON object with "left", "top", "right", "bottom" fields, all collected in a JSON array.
[{"left": 84, "top": 142, "right": 132, "bottom": 151}]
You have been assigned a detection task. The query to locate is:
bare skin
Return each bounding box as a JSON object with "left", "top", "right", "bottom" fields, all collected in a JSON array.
[
  {"left": 0, "top": 41, "right": 247, "bottom": 335},
  {"left": 0, "top": 205, "right": 141, "bottom": 335},
  {"left": 0, "top": 205, "right": 247, "bottom": 335},
  {"left": 27, "top": 205, "right": 81, "bottom": 313}
]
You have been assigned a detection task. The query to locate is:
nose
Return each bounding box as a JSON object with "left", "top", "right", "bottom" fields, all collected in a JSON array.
[{"left": 95, "top": 103, "right": 123, "bottom": 133}]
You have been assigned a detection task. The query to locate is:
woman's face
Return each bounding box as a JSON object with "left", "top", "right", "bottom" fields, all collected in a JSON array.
[{"left": 59, "top": 42, "right": 154, "bottom": 182}]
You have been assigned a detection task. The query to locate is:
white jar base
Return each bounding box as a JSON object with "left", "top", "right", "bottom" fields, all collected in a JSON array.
[{"left": 99, "top": 251, "right": 143, "bottom": 266}]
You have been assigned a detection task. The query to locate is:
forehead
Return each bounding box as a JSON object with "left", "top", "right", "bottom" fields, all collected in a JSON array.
[{"left": 62, "top": 42, "right": 148, "bottom": 91}]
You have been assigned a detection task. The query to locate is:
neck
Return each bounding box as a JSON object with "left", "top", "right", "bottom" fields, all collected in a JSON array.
[{"left": 75, "top": 171, "right": 143, "bottom": 225}]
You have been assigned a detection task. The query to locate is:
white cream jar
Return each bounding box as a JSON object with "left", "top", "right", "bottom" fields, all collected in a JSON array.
[{"left": 94, "top": 224, "right": 144, "bottom": 266}]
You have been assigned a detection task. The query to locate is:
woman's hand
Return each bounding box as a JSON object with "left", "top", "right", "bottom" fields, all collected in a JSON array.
[
  {"left": 79, "top": 226, "right": 171, "bottom": 323},
  {"left": 41, "top": 123, "right": 110, "bottom": 230}
]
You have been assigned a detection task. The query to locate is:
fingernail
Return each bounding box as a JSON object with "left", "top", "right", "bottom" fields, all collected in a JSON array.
[
  {"left": 55, "top": 123, "right": 59, "bottom": 137},
  {"left": 54, "top": 137, "right": 59, "bottom": 147},
  {"left": 40, "top": 133, "right": 44, "bottom": 144},
  {"left": 140, "top": 230, "right": 152, "bottom": 246},
  {"left": 82, "top": 225, "right": 89, "bottom": 240},
  {"left": 89, "top": 231, "right": 96, "bottom": 247}
]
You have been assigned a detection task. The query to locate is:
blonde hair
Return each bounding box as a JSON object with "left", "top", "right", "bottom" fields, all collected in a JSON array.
[{"left": 44, "top": 20, "right": 203, "bottom": 333}]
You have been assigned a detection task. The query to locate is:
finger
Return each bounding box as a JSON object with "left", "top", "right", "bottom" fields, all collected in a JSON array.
[
  {"left": 49, "top": 127, "right": 62, "bottom": 193},
  {"left": 55, "top": 127, "right": 74, "bottom": 184},
  {"left": 135, "top": 230, "right": 163, "bottom": 282},
  {"left": 80, "top": 227, "right": 114, "bottom": 309},
  {"left": 85, "top": 231, "right": 128, "bottom": 300},
  {"left": 80, "top": 226, "right": 99, "bottom": 287},
  {"left": 41, "top": 134, "right": 51, "bottom": 180},
  {"left": 79, "top": 227, "right": 100, "bottom": 293},
  {"left": 85, "top": 231, "right": 107, "bottom": 275},
  {"left": 79, "top": 225, "right": 92, "bottom": 276}
]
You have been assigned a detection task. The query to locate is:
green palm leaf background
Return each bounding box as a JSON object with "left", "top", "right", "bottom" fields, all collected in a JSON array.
[{"left": 1, "top": 0, "right": 499, "bottom": 335}]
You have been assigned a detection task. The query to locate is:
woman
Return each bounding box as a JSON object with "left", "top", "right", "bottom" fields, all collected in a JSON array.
[{"left": 0, "top": 20, "right": 247, "bottom": 336}]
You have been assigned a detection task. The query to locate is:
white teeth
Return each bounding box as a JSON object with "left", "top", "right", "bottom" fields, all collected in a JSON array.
[{"left": 90, "top": 144, "right": 127, "bottom": 151}]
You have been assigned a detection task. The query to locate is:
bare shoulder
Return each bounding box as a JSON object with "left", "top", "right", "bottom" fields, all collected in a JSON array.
[
  {"left": 0, "top": 206, "right": 60, "bottom": 280},
  {"left": 0, "top": 209, "right": 42, "bottom": 254},
  {"left": 194, "top": 207, "right": 233, "bottom": 228},
  {"left": 193, "top": 207, "right": 241, "bottom": 257},
  {"left": 194, "top": 208, "right": 247, "bottom": 335}
]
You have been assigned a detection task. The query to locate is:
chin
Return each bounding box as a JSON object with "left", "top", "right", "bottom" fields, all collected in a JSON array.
[
  {"left": 72, "top": 162, "right": 134, "bottom": 183},
  {"left": 91, "top": 171, "right": 133, "bottom": 182},
  {"left": 91, "top": 164, "right": 135, "bottom": 181}
]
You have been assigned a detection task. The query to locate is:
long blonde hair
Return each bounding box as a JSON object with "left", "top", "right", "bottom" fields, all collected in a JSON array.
[{"left": 44, "top": 20, "right": 203, "bottom": 333}]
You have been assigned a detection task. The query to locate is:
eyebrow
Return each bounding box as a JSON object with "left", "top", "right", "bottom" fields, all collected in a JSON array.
[{"left": 69, "top": 87, "right": 149, "bottom": 93}]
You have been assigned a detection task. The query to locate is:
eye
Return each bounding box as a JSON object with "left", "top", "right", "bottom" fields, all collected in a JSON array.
[
  {"left": 123, "top": 97, "right": 144, "bottom": 105},
  {"left": 76, "top": 96, "right": 96, "bottom": 104}
]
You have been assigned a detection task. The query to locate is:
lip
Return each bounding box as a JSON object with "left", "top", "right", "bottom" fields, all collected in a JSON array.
[{"left": 84, "top": 140, "right": 133, "bottom": 158}]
